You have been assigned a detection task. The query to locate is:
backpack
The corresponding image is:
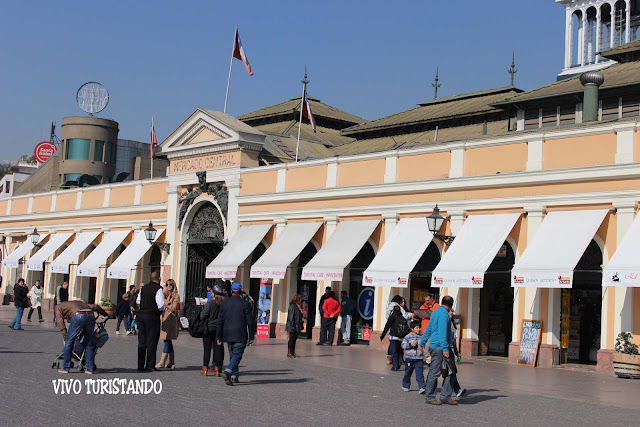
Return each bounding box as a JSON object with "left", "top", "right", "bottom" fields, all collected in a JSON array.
[
  {"left": 188, "top": 308, "right": 206, "bottom": 338},
  {"left": 390, "top": 316, "right": 410, "bottom": 338},
  {"left": 94, "top": 323, "right": 109, "bottom": 348}
]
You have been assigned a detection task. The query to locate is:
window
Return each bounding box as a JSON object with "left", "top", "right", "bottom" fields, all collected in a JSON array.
[
  {"left": 94, "top": 140, "right": 104, "bottom": 162},
  {"left": 104, "top": 142, "right": 112, "bottom": 163},
  {"left": 524, "top": 108, "right": 540, "bottom": 130},
  {"left": 66, "top": 139, "right": 90, "bottom": 160},
  {"left": 63, "top": 174, "right": 81, "bottom": 183},
  {"left": 6, "top": 180, "right": 10, "bottom": 193}
]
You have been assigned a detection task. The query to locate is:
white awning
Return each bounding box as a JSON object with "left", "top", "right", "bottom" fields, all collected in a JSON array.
[
  {"left": 107, "top": 230, "right": 164, "bottom": 280},
  {"left": 250, "top": 222, "right": 322, "bottom": 279},
  {"left": 77, "top": 230, "right": 130, "bottom": 277},
  {"left": 49, "top": 232, "right": 101, "bottom": 274},
  {"left": 432, "top": 213, "right": 520, "bottom": 288},
  {"left": 206, "top": 224, "right": 272, "bottom": 279},
  {"left": 26, "top": 233, "right": 74, "bottom": 271},
  {"left": 2, "top": 238, "right": 44, "bottom": 269},
  {"left": 603, "top": 213, "right": 640, "bottom": 287},
  {"left": 511, "top": 209, "right": 608, "bottom": 288},
  {"left": 363, "top": 218, "right": 434, "bottom": 288},
  {"left": 302, "top": 220, "right": 380, "bottom": 281}
]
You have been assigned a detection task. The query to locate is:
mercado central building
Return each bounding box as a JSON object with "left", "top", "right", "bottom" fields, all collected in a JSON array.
[{"left": 3, "top": 0, "right": 640, "bottom": 373}]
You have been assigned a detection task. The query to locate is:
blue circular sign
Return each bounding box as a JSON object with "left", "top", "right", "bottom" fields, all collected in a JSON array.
[{"left": 358, "top": 287, "right": 375, "bottom": 320}]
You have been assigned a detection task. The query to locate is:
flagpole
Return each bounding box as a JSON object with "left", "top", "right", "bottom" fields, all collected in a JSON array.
[
  {"left": 150, "top": 116, "right": 154, "bottom": 179},
  {"left": 224, "top": 26, "right": 237, "bottom": 113},
  {"left": 295, "top": 69, "right": 309, "bottom": 162}
]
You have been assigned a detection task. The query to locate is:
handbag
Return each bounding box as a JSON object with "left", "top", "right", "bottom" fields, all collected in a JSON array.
[{"left": 441, "top": 355, "right": 458, "bottom": 378}]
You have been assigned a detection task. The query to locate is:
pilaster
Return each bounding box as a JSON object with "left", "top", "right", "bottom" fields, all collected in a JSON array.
[
  {"left": 526, "top": 136, "right": 544, "bottom": 171},
  {"left": 372, "top": 211, "right": 397, "bottom": 332},
  {"left": 615, "top": 124, "right": 636, "bottom": 164}
]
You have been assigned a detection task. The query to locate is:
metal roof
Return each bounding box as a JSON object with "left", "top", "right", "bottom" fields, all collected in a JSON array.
[{"left": 253, "top": 121, "right": 356, "bottom": 147}]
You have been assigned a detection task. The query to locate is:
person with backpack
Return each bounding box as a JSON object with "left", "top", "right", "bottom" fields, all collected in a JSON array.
[
  {"left": 199, "top": 284, "right": 226, "bottom": 376},
  {"left": 380, "top": 305, "right": 409, "bottom": 371}
]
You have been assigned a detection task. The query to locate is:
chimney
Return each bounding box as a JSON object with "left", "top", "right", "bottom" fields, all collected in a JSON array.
[{"left": 580, "top": 71, "right": 604, "bottom": 123}]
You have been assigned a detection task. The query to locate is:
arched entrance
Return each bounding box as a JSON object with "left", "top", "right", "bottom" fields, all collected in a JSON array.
[
  {"left": 348, "top": 242, "right": 376, "bottom": 344},
  {"left": 410, "top": 241, "right": 441, "bottom": 311},
  {"left": 479, "top": 241, "right": 515, "bottom": 357},
  {"left": 183, "top": 203, "right": 225, "bottom": 319},
  {"left": 295, "top": 242, "right": 318, "bottom": 339},
  {"left": 562, "top": 240, "right": 602, "bottom": 364}
]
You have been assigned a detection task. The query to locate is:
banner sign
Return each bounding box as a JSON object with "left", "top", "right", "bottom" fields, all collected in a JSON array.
[
  {"left": 256, "top": 278, "right": 272, "bottom": 339},
  {"left": 34, "top": 141, "right": 57, "bottom": 164},
  {"left": 511, "top": 272, "right": 573, "bottom": 288}
]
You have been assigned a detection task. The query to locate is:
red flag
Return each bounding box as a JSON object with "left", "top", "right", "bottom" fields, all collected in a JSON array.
[
  {"left": 302, "top": 90, "right": 316, "bottom": 134},
  {"left": 233, "top": 27, "right": 253, "bottom": 76},
  {"left": 150, "top": 119, "right": 157, "bottom": 160}
]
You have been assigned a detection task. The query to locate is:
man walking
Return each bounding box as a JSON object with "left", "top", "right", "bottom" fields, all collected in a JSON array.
[
  {"left": 53, "top": 281, "right": 69, "bottom": 326},
  {"left": 136, "top": 271, "right": 164, "bottom": 372},
  {"left": 420, "top": 295, "right": 456, "bottom": 406},
  {"left": 339, "top": 291, "right": 355, "bottom": 345},
  {"left": 8, "top": 278, "right": 28, "bottom": 330},
  {"left": 55, "top": 300, "right": 108, "bottom": 374},
  {"left": 217, "top": 283, "right": 254, "bottom": 386}
]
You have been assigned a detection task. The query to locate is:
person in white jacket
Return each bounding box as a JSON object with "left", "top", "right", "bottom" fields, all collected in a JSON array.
[{"left": 27, "top": 280, "right": 44, "bottom": 322}]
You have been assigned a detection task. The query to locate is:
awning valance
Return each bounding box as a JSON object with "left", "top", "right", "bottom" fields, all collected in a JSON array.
[
  {"left": 302, "top": 220, "right": 379, "bottom": 281},
  {"left": 77, "top": 230, "right": 130, "bottom": 277},
  {"left": 250, "top": 222, "right": 322, "bottom": 279},
  {"left": 49, "top": 232, "right": 101, "bottom": 274},
  {"left": 363, "top": 218, "right": 434, "bottom": 288},
  {"left": 511, "top": 209, "right": 608, "bottom": 288},
  {"left": 603, "top": 213, "right": 640, "bottom": 287},
  {"left": 432, "top": 213, "right": 520, "bottom": 288},
  {"left": 206, "top": 224, "right": 272, "bottom": 279},
  {"left": 107, "top": 230, "right": 164, "bottom": 280},
  {"left": 2, "top": 238, "right": 44, "bottom": 269},
  {"left": 26, "top": 233, "right": 74, "bottom": 271}
]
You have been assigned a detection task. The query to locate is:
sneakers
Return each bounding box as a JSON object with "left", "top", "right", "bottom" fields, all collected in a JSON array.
[
  {"left": 126, "top": 331, "right": 132, "bottom": 336},
  {"left": 57, "top": 369, "right": 69, "bottom": 374},
  {"left": 342, "top": 340, "right": 351, "bottom": 346},
  {"left": 456, "top": 388, "right": 467, "bottom": 398},
  {"left": 223, "top": 370, "right": 234, "bottom": 386},
  {"left": 233, "top": 377, "right": 239, "bottom": 384},
  {"left": 402, "top": 387, "right": 410, "bottom": 392},
  {"left": 419, "top": 388, "right": 426, "bottom": 394},
  {"left": 8, "top": 325, "right": 14, "bottom": 330},
  {"left": 39, "top": 319, "right": 45, "bottom": 323},
  {"left": 116, "top": 331, "right": 121, "bottom": 335}
]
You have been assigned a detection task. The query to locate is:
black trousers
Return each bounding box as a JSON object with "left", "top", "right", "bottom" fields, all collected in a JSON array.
[
  {"left": 288, "top": 332, "right": 299, "bottom": 354},
  {"left": 320, "top": 317, "right": 337, "bottom": 344},
  {"left": 28, "top": 306, "right": 42, "bottom": 320},
  {"left": 137, "top": 312, "right": 161, "bottom": 370},
  {"left": 202, "top": 333, "right": 224, "bottom": 368}
]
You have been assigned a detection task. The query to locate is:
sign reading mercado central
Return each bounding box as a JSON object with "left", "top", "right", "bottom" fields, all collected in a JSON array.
[{"left": 170, "top": 152, "right": 239, "bottom": 174}]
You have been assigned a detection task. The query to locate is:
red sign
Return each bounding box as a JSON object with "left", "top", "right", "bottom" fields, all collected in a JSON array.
[
  {"left": 362, "top": 327, "right": 372, "bottom": 341},
  {"left": 256, "top": 325, "right": 270, "bottom": 339},
  {"left": 34, "top": 141, "right": 57, "bottom": 163}
]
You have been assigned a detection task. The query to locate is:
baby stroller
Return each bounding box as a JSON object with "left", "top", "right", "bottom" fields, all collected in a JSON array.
[{"left": 51, "top": 318, "right": 109, "bottom": 371}]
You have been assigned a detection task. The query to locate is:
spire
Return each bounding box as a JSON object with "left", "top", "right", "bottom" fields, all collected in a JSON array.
[
  {"left": 302, "top": 66, "right": 309, "bottom": 86},
  {"left": 508, "top": 53, "right": 518, "bottom": 87},
  {"left": 432, "top": 67, "right": 441, "bottom": 99}
]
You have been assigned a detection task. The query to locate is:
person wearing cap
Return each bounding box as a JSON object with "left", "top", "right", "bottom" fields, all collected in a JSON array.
[
  {"left": 200, "top": 284, "right": 226, "bottom": 376},
  {"left": 115, "top": 293, "right": 131, "bottom": 335},
  {"left": 216, "top": 283, "right": 254, "bottom": 385}
]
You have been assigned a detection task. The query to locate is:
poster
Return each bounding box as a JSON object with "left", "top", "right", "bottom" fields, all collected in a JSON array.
[
  {"left": 561, "top": 289, "right": 570, "bottom": 349},
  {"left": 256, "top": 278, "right": 272, "bottom": 339}
]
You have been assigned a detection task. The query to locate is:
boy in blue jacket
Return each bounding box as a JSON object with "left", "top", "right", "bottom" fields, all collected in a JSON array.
[{"left": 401, "top": 321, "right": 426, "bottom": 393}]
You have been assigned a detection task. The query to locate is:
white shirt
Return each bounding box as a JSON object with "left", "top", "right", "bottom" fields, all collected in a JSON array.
[{"left": 136, "top": 286, "right": 165, "bottom": 311}]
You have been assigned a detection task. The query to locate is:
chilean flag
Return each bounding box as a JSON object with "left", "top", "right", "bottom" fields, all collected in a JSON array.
[
  {"left": 302, "top": 90, "right": 316, "bottom": 134},
  {"left": 233, "top": 27, "right": 253, "bottom": 76},
  {"left": 150, "top": 118, "right": 157, "bottom": 160}
]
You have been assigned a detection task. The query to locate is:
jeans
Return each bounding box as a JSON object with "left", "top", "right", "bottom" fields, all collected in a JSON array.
[
  {"left": 225, "top": 342, "right": 247, "bottom": 379},
  {"left": 389, "top": 340, "right": 402, "bottom": 370},
  {"left": 9, "top": 306, "right": 24, "bottom": 329},
  {"left": 127, "top": 311, "right": 134, "bottom": 330},
  {"left": 164, "top": 340, "right": 174, "bottom": 353},
  {"left": 116, "top": 315, "right": 130, "bottom": 332},
  {"left": 425, "top": 349, "right": 452, "bottom": 402},
  {"left": 63, "top": 313, "right": 96, "bottom": 372},
  {"left": 448, "top": 352, "right": 461, "bottom": 394},
  {"left": 28, "top": 306, "right": 42, "bottom": 321},
  {"left": 340, "top": 315, "right": 352, "bottom": 341},
  {"left": 403, "top": 358, "right": 426, "bottom": 390}
]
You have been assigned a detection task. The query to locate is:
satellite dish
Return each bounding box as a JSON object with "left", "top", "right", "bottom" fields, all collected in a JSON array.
[{"left": 76, "top": 82, "right": 109, "bottom": 115}]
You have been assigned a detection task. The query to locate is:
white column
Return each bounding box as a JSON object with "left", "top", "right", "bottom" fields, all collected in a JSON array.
[
  {"left": 581, "top": 11, "right": 588, "bottom": 66},
  {"left": 271, "top": 219, "right": 287, "bottom": 325},
  {"left": 326, "top": 160, "right": 338, "bottom": 188},
  {"left": 449, "top": 144, "right": 465, "bottom": 178},
  {"left": 611, "top": 2, "right": 617, "bottom": 47},
  {"left": 372, "top": 211, "right": 397, "bottom": 332},
  {"left": 27, "top": 196, "right": 33, "bottom": 214},
  {"left": 275, "top": 167, "right": 287, "bottom": 193},
  {"left": 164, "top": 185, "right": 180, "bottom": 278},
  {"left": 384, "top": 153, "right": 398, "bottom": 184},
  {"left": 612, "top": 203, "right": 636, "bottom": 344},
  {"left": 625, "top": 0, "right": 631, "bottom": 43},
  {"left": 596, "top": 7, "right": 602, "bottom": 62},
  {"left": 565, "top": 7, "right": 574, "bottom": 68},
  {"left": 225, "top": 175, "right": 241, "bottom": 238},
  {"left": 526, "top": 136, "right": 544, "bottom": 171},
  {"left": 445, "top": 211, "right": 466, "bottom": 329},
  {"left": 615, "top": 123, "right": 636, "bottom": 164},
  {"left": 516, "top": 207, "right": 544, "bottom": 340}
]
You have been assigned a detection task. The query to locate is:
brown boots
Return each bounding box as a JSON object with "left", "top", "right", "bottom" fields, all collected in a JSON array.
[
  {"left": 208, "top": 366, "right": 220, "bottom": 377},
  {"left": 155, "top": 352, "right": 176, "bottom": 369},
  {"left": 200, "top": 366, "right": 208, "bottom": 375}
]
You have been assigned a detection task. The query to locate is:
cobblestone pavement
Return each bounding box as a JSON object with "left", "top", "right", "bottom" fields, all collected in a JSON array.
[{"left": 1, "top": 306, "right": 639, "bottom": 426}]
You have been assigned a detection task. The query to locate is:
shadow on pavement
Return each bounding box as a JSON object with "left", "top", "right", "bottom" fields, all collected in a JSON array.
[
  {"left": 240, "top": 370, "right": 293, "bottom": 376},
  {"left": 0, "top": 350, "right": 44, "bottom": 354},
  {"left": 459, "top": 389, "right": 506, "bottom": 404},
  {"left": 234, "top": 377, "right": 311, "bottom": 385}
]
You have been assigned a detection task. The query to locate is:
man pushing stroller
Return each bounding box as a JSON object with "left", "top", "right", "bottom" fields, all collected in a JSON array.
[{"left": 55, "top": 301, "right": 108, "bottom": 374}]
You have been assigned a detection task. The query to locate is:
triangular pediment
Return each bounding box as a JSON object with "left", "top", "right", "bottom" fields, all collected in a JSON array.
[{"left": 183, "top": 124, "right": 227, "bottom": 145}]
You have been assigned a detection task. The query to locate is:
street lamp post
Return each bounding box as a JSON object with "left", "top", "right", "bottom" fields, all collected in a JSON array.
[
  {"left": 144, "top": 221, "right": 171, "bottom": 255},
  {"left": 426, "top": 205, "right": 455, "bottom": 245}
]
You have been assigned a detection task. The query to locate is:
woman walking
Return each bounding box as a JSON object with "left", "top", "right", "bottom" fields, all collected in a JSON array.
[
  {"left": 380, "top": 305, "right": 409, "bottom": 371},
  {"left": 286, "top": 294, "right": 304, "bottom": 357},
  {"left": 156, "top": 279, "right": 180, "bottom": 369},
  {"left": 27, "top": 280, "right": 44, "bottom": 322},
  {"left": 200, "top": 284, "right": 226, "bottom": 376}
]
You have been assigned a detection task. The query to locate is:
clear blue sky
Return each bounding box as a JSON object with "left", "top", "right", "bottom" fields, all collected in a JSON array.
[{"left": 0, "top": 0, "right": 564, "bottom": 161}]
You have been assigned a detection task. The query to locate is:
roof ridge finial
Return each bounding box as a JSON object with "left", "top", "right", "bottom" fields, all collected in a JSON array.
[
  {"left": 302, "top": 66, "right": 309, "bottom": 86},
  {"left": 508, "top": 52, "right": 518, "bottom": 87},
  {"left": 432, "top": 67, "right": 441, "bottom": 99}
]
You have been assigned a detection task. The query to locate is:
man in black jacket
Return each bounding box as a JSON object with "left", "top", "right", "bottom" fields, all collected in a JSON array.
[
  {"left": 9, "top": 278, "right": 28, "bottom": 330},
  {"left": 217, "top": 283, "right": 254, "bottom": 385},
  {"left": 135, "top": 272, "right": 165, "bottom": 371}
]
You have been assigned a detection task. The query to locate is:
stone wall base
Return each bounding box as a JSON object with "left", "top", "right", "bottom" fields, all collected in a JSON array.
[
  {"left": 461, "top": 338, "right": 478, "bottom": 358},
  {"left": 508, "top": 342, "right": 519, "bottom": 364},
  {"left": 537, "top": 344, "right": 560, "bottom": 367},
  {"left": 597, "top": 349, "right": 614, "bottom": 374}
]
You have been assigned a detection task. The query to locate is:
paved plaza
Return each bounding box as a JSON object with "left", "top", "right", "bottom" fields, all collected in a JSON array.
[{"left": 1, "top": 306, "right": 638, "bottom": 426}]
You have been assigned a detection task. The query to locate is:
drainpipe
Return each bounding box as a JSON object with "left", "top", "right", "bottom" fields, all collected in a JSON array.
[{"left": 579, "top": 71, "right": 604, "bottom": 123}]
